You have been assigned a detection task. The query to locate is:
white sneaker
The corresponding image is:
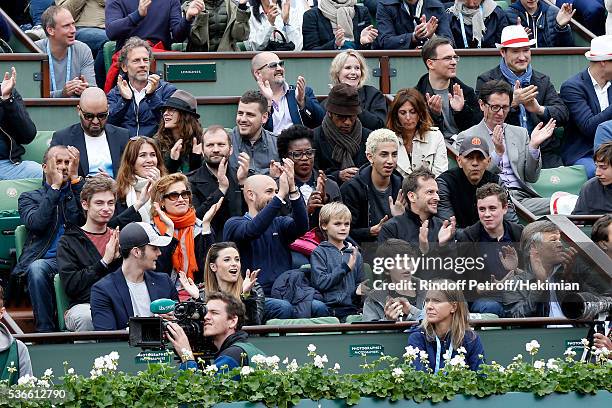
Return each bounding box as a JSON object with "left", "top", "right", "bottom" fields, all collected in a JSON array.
[{"left": 25, "top": 25, "right": 46, "bottom": 41}]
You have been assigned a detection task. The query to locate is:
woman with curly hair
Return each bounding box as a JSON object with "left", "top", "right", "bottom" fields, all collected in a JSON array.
[
  {"left": 386, "top": 88, "right": 448, "bottom": 177},
  {"left": 154, "top": 90, "right": 203, "bottom": 173}
]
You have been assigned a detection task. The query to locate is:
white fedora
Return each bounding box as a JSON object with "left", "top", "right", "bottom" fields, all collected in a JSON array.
[
  {"left": 585, "top": 35, "right": 612, "bottom": 61},
  {"left": 495, "top": 25, "right": 536, "bottom": 49}
]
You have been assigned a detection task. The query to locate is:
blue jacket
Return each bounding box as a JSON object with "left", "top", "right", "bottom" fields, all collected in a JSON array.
[
  {"left": 302, "top": 5, "right": 373, "bottom": 50},
  {"left": 407, "top": 327, "right": 485, "bottom": 372},
  {"left": 506, "top": 1, "right": 573, "bottom": 47},
  {"left": 50, "top": 123, "right": 129, "bottom": 178},
  {"left": 375, "top": 0, "right": 453, "bottom": 50},
  {"left": 13, "top": 180, "right": 86, "bottom": 277},
  {"left": 560, "top": 68, "right": 612, "bottom": 165},
  {"left": 449, "top": 5, "right": 508, "bottom": 49},
  {"left": 90, "top": 268, "right": 179, "bottom": 331},
  {"left": 223, "top": 195, "right": 309, "bottom": 296},
  {"left": 310, "top": 241, "right": 364, "bottom": 310},
  {"left": 264, "top": 85, "right": 325, "bottom": 132},
  {"left": 271, "top": 268, "right": 322, "bottom": 318},
  {"left": 107, "top": 77, "right": 177, "bottom": 137}
]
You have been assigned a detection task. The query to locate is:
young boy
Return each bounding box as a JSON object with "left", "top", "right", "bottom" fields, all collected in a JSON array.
[
  {"left": 572, "top": 142, "right": 612, "bottom": 215},
  {"left": 310, "top": 202, "right": 364, "bottom": 321}
]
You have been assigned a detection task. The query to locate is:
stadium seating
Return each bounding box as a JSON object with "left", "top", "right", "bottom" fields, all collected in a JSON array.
[
  {"left": 21, "top": 131, "right": 53, "bottom": 164},
  {"left": 529, "top": 164, "right": 588, "bottom": 197},
  {"left": 53, "top": 274, "right": 69, "bottom": 332}
]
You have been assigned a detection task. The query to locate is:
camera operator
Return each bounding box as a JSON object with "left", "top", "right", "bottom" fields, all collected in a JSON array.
[{"left": 166, "top": 292, "right": 261, "bottom": 372}]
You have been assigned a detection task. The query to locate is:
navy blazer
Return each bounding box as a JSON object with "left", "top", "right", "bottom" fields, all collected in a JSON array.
[
  {"left": 51, "top": 123, "right": 129, "bottom": 178},
  {"left": 375, "top": 0, "right": 453, "bottom": 49},
  {"left": 302, "top": 6, "right": 372, "bottom": 50},
  {"left": 264, "top": 85, "right": 325, "bottom": 132},
  {"left": 90, "top": 268, "right": 179, "bottom": 331},
  {"left": 560, "top": 68, "right": 612, "bottom": 165}
]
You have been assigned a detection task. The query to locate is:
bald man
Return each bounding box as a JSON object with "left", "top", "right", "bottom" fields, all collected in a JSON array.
[
  {"left": 223, "top": 163, "right": 310, "bottom": 320},
  {"left": 51, "top": 87, "right": 129, "bottom": 178},
  {"left": 252, "top": 51, "right": 325, "bottom": 134}
]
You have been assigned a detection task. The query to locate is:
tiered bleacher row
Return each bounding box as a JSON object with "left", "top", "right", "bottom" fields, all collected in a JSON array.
[{"left": 0, "top": 0, "right": 610, "bottom": 381}]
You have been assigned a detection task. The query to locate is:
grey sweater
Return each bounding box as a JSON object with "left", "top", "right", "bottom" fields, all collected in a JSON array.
[
  {"left": 0, "top": 322, "right": 33, "bottom": 379},
  {"left": 35, "top": 39, "right": 96, "bottom": 98}
]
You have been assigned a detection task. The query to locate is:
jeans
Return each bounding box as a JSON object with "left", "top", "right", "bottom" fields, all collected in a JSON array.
[
  {"left": 264, "top": 297, "right": 293, "bottom": 321},
  {"left": 76, "top": 27, "right": 108, "bottom": 56},
  {"left": 27, "top": 258, "right": 57, "bottom": 332},
  {"left": 0, "top": 160, "right": 42, "bottom": 180},
  {"left": 574, "top": 156, "right": 596, "bottom": 179},
  {"left": 311, "top": 300, "right": 329, "bottom": 317},
  {"left": 470, "top": 298, "right": 504, "bottom": 317},
  {"left": 65, "top": 303, "right": 94, "bottom": 332},
  {"left": 29, "top": 0, "right": 54, "bottom": 26}
]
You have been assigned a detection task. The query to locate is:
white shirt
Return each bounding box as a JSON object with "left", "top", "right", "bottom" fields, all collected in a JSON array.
[
  {"left": 130, "top": 83, "right": 147, "bottom": 106},
  {"left": 271, "top": 82, "right": 295, "bottom": 134},
  {"left": 588, "top": 67, "right": 611, "bottom": 111},
  {"left": 126, "top": 279, "right": 153, "bottom": 317},
  {"left": 84, "top": 130, "right": 113, "bottom": 177},
  {"left": 247, "top": 2, "right": 305, "bottom": 51}
]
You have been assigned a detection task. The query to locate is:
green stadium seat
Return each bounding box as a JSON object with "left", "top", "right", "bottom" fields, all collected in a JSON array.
[
  {"left": 345, "top": 314, "right": 363, "bottom": 323},
  {"left": 103, "top": 41, "right": 116, "bottom": 73},
  {"left": 171, "top": 43, "right": 186, "bottom": 51},
  {"left": 21, "top": 131, "right": 53, "bottom": 164},
  {"left": 0, "top": 178, "right": 43, "bottom": 212},
  {"left": 266, "top": 317, "right": 340, "bottom": 325},
  {"left": 529, "top": 165, "right": 588, "bottom": 197},
  {"left": 53, "top": 274, "right": 69, "bottom": 332},
  {"left": 496, "top": 0, "right": 510, "bottom": 10},
  {"left": 14, "top": 224, "right": 26, "bottom": 262},
  {"left": 0, "top": 179, "right": 41, "bottom": 268}
]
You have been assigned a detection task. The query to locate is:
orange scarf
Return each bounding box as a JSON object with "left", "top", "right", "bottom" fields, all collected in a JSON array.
[{"left": 153, "top": 208, "right": 199, "bottom": 281}]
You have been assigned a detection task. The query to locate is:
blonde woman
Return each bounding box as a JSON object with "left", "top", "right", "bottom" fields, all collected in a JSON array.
[
  {"left": 329, "top": 50, "right": 387, "bottom": 130},
  {"left": 386, "top": 88, "right": 448, "bottom": 177},
  {"left": 408, "top": 282, "right": 485, "bottom": 372}
]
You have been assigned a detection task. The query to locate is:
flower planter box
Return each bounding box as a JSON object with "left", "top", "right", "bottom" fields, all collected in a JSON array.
[{"left": 214, "top": 392, "right": 612, "bottom": 408}]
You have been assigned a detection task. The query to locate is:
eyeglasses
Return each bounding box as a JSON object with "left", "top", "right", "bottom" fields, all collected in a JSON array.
[
  {"left": 80, "top": 110, "right": 109, "bottom": 121},
  {"left": 429, "top": 55, "right": 460, "bottom": 62},
  {"left": 163, "top": 190, "right": 192, "bottom": 201},
  {"left": 287, "top": 149, "right": 316, "bottom": 160},
  {"left": 257, "top": 60, "right": 285, "bottom": 71},
  {"left": 484, "top": 103, "right": 511, "bottom": 113}
]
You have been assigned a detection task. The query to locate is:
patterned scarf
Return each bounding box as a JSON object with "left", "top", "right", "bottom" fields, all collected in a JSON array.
[
  {"left": 153, "top": 208, "right": 198, "bottom": 280},
  {"left": 499, "top": 57, "right": 533, "bottom": 131}
]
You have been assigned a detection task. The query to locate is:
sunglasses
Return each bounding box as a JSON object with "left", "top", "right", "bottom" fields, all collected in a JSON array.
[
  {"left": 163, "top": 190, "right": 192, "bottom": 201},
  {"left": 80, "top": 110, "right": 109, "bottom": 121},
  {"left": 287, "top": 149, "right": 316, "bottom": 160},
  {"left": 257, "top": 60, "right": 285, "bottom": 71}
]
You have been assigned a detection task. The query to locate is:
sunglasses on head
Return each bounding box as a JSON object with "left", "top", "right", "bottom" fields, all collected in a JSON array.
[
  {"left": 80, "top": 110, "right": 109, "bottom": 121},
  {"left": 163, "top": 190, "right": 192, "bottom": 201},
  {"left": 130, "top": 136, "right": 155, "bottom": 142},
  {"left": 257, "top": 60, "right": 285, "bottom": 71}
]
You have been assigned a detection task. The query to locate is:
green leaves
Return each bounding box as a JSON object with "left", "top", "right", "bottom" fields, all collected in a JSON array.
[{"left": 1, "top": 346, "right": 611, "bottom": 407}]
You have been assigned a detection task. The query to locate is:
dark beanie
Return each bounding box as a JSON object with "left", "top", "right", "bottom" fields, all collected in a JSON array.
[{"left": 325, "top": 83, "right": 362, "bottom": 116}]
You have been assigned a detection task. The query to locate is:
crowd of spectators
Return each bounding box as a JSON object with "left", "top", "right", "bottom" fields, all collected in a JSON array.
[{"left": 0, "top": 3, "right": 609, "bottom": 373}]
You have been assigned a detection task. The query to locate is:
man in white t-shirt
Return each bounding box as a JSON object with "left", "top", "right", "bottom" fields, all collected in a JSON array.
[
  {"left": 51, "top": 87, "right": 129, "bottom": 178},
  {"left": 90, "top": 222, "right": 179, "bottom": 331}
]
